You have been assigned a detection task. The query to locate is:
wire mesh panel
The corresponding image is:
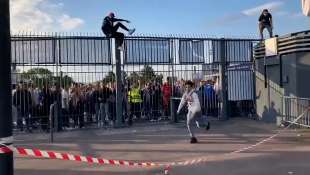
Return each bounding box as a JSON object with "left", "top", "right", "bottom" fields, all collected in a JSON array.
[
  {"left": 11, "top": 34, "right": 258, "bottom": 133},
  {"left": 59, "top": 37, "right": 111, "bottom": 64},
  {"left": 11, "top": 37, "right": 56, "bottom": 64},
  {"left": 179, "top": 39, "right": 204, "bottom": 64},
  {"left": 125, "top": 38, "right": 170, "bottom": 64}
]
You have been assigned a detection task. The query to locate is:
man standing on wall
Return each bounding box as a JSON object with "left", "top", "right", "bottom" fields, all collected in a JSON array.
[
  {"left": 101, "top": 12, "right": 135, "bottom": 50},
  {"left": 259, "top": 9, "right": 273, "bottom": 40}
]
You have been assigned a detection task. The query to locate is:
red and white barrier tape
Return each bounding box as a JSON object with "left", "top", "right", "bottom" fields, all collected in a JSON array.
[
  {"left": 0, "top": 145, "right": 159, "bottom": 167},
  {"left": 0, "top": 144, "right": 209, "bottom": 168},
  {"left": 0, "top": 145, "right": 13, "bottom": 154}
]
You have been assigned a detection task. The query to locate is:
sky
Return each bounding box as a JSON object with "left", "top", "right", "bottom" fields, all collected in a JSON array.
[{"left": 10, "top": 0, "right": 309, "bottom": 38}]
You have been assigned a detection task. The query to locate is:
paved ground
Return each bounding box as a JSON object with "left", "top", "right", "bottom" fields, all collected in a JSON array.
[{"left": 13, "top": 118, "right": 310, "bottom": 175}]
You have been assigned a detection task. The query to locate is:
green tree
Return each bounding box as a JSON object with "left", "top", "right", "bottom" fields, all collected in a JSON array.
[
  {"left": 155, "top": 74, "right": 164, "bottom": 84},
  {"left": 140, "top": 65, "right": 156, "bottom": 85},
  {"left": 54, "top": 72, "right": 74, "bottom": 89},
  {"left": 21, "top": 68, "right": 74, "bottom": 88},
  {"left": 102, "top": 71, "right": 116, "bottom": 83},
  {"left": 127, "top": 72, "right": 140, "bottom": 84},
  {"left": 21, "top": 68, "right": 53, "bottom": 88}
]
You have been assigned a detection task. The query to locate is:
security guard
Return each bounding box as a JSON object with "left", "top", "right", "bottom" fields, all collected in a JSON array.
[{"left": 128, "top": 83, "right": 142, "bottom": 126}]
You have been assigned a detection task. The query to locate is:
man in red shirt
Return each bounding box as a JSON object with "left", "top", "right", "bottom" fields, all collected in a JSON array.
[{"left": 162, "top": 78, "right": 172, "bottom": 116}]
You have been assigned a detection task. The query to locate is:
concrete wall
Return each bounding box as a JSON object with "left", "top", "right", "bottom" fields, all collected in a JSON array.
[
  {"left": 255, "top": 51, "right": 310, "bottom": 124},
  {"left": 255, "top": 57, "right": 283, "bottom": 123},
  {"left": 296, "top": 52, "right": 310, "bottom": 98},
  {"left": 281, "top": 53, "right": 297, "bottom": 97}
]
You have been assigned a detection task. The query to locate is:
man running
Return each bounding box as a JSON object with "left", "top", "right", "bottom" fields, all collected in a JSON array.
[
  {"left": 177, "top": 80, "right": 210, "bottom": 144},
  {"left": 258, "top": 9, "right": 273, "bottom": 40},
  {"left": 101, "top": 12, "right": 135, "bottom": 49}
]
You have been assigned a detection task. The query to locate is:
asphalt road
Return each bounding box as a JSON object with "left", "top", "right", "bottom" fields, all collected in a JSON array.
[{"left": 13, "top": 118, "right": 310, "bottom": 175}]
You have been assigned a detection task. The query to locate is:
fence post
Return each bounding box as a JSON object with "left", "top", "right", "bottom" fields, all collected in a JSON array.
[
  {"left": 170, "top": 98, "right": 176, "bottom": 123},
  {"left": 114, "top": 39, "right": 123, "bottom": 128},
  {"left": 0, "top": 0, "right": 14, "bottom": 174},
  {"left": 49, "top": 103, "right": 55, "bottom": 143},
  {"left": 219, "top": 38, "right": 228, "bottom": 120}
]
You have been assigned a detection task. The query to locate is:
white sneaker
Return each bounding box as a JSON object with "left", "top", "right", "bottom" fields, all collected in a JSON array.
[
  {"left": 196, "top": 121, "right": 200, "bottom": 128},
  {"left": 117, "top": 45, "right": 124, "bottom": 51},
  {"left": 128, "top": 28, "right": 135, "bottom": 35}
]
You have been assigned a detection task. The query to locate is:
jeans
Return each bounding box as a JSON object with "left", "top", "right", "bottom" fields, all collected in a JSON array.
[
  {"left": 259, "top": 24, "right": 273, "bottom": 39},
  {"left": 186, "top": 111, "right": 207, "bottom": 138}
]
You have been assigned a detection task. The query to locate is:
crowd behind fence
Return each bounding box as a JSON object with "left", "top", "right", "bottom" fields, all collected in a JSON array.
[{"left": 12, "top": 77, "right": 223, "bottom": 132}]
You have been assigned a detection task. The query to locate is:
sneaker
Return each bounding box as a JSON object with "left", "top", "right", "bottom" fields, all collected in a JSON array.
[
  {"left": 128, "top": 28, "right": 135, "bottom": 35},
  {"left": 190, "top": 137, "right": 198, "bottom": 144},
  {"left": 196, "top": 121, "right": 200, "bottom": 128},
  {"left": 206, "top": 121, "right": 210, "bottom": 131},
  {"left": 117, "top": 45, "right": 124, "bottom": 51}
]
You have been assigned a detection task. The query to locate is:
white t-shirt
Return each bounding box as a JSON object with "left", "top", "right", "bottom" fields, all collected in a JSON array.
[
  {"left": 302, "top": 0, "right": 310, "bottom": 16},
  {"left": 177, "top": 90, "right": 201, "bottom": 114}
]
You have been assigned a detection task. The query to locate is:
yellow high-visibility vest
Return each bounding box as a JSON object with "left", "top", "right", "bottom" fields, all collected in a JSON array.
[{"left": 128, "top": 88, "right": 142, "bottom": 103}]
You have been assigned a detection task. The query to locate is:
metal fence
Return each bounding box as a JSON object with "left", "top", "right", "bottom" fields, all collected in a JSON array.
[
  {"left": 283, "top": 96, "right": 310, "bottom": 128},
  {"left": 11, "top": 34, "right": 258, "bottom": 133}
]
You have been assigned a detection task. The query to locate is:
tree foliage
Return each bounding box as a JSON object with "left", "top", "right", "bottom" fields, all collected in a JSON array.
[{"left": 20, "top": 68, "right": 74, "bottom": 88}]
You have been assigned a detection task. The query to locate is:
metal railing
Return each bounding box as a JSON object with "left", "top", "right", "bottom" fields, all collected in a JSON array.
[
  {"left": 11, "top": 34, "right": 259, "bottom": 133},
  {"left": 282, "top": 96, "right": 310, "bottom": 128}
]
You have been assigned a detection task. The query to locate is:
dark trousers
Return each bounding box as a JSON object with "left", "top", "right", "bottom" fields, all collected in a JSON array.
[
  {"left": 17, "top": 110, "right": 31, "bottom": 131},
  {"left": 259, "top": 23, "right": 273, "bottom": 39},
  {"left": 102, "top": 22, "right": 128, "bottom": 47},
  {"left": 129, "top": 103, "right": 141, "bottom": 126},
  {"left": 62, "top": 108, "right": 69, "bottom": 127}
]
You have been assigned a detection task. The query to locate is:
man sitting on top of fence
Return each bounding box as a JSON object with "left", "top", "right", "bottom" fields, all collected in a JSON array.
[{"left": 101, "top": 12, "right": 135, "bottom": 50}]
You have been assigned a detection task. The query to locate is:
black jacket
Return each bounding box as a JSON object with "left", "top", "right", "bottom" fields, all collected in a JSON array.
[{"left": 13, "top": 89, "right": 32, "bottom": 114}]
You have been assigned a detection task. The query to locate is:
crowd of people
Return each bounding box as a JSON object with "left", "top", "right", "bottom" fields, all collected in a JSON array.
[{"left": 12, "top": 77, "right": 221, "bottom": 132}]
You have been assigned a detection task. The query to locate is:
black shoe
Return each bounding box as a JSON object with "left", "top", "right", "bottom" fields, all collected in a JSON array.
[
  {"left": 190, "top": 137, "right": 198, "bottom": 144},
  {"left": 128, "top": 120, "right": 133, "bottom": 126},
  {"left": 206, "top": 122, "right": 210, "bottom": 131}
]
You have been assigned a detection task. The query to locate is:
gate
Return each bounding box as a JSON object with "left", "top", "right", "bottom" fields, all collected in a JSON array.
[
  {"left": 11, "top": 34, "right": 258, "bottom": 132},
  {"left": 283, "top": 96, "right": 310, "bottom": 128}
]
